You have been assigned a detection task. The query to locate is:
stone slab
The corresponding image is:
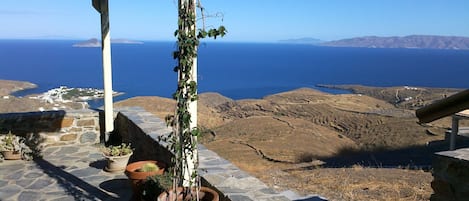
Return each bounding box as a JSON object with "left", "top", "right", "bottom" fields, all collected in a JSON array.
[{"left": 436, "top": 148, "right": 469, "bottom": 161}]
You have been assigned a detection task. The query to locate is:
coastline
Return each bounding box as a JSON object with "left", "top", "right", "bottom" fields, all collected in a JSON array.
[
  {"left": 2, "top": 79, "right": 463, "bottom": 111},
  {"left": 0, "top": 80, "right": 123, "bottom": 112}
]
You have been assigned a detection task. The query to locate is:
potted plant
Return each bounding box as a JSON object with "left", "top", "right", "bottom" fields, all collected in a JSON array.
[
  {"left": 0, "top": 131, "right": 32, "bottom": 160},
  {"left": 157, "top": 186, "right": 219, "bottom": 201},
  {"left": 101, "top": 143, "right": 133, "bottom": 172},
  {"left": 159, "top": 1, "right": 225, "bottom": 200},
  {"left": 125, "top": 160, "right": 166, "bottom": 200},
  {"left": 142, "top": 172, "right": 173, "bottom": 201}
]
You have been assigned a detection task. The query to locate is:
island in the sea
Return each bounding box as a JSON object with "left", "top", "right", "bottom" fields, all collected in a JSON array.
[
  {"left": 320, "top": 35, "right": 469, "bottom": 50},
  {"left": 72, "top": 38, "right": 144, "bottom": 47},
  {"left": 281, "top": 35, "right": 469, "bottom": 50},
  {"left": 72, "top": 38, "right": 100, "bottom": 47},
  {"left": 278, "top": 37, "right": 323, "bottom": 44}
]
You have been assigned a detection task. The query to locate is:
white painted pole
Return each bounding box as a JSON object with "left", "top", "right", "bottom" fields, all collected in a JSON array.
[
  {"left": 184, "top": 54, "right": 198, "bottom": 187},
  {"left": 93, "top": 0, "right": 114, "bottom": 141},
  {"left": 180, "top": 0, "right": 198, "bottom": 187},
  {"left": 189, "top": 57, "right": 198, "bottom": 130}
]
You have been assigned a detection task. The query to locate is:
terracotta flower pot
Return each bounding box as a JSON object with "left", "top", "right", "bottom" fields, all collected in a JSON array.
[
  {"left": 1, "top": 150, "right": 22, "bottom": 160},
  {"left": 104, "top": 152, "right": 132, "bottom": 173},
  {"left": 157, "top": 186, "right": 219, "bottom": 201},
  {"left": 125, "top": 160, "right": 166, "bottom": 200}
]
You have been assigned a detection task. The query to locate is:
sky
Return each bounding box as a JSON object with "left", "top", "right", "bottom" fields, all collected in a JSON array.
[{"left": 0, "top": 0, "right": 468, "bottom": 42}]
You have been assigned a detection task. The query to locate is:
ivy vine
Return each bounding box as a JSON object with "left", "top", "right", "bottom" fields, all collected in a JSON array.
[{"left": 165, "top": 0, "right": 226, "bottom": 196}]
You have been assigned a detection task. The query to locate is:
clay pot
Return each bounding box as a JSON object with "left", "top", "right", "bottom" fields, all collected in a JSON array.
[
  {"left": 125, "top": 160, "right": 166, "bottom": 200},
  {"left": 157, "top": 186, "right": 219, "bottom": 201},
  {"left": 103, "top": 152, "right": 132, "bottom": 173},
  {"left": 1, "top": 150, "right": 21, "bottom": 160}
]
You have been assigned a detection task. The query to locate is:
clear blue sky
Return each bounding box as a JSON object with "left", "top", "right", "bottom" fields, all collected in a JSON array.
[{"left": 1, "top": 0, "right": 468, "bottom": 42}]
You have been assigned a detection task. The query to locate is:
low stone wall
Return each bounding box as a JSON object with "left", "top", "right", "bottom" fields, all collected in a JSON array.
[
  {"left": 114, "top": 107, "right": 292, "bottom": 201},
  {"left": 113, "top": 107, "right": 173, "bottom": 166},
  {"left": 431, "top": 148, "right": 469, "bottom": 201},
  {"left": 0, "top": 109, "right": 101, "bottom": 149}
]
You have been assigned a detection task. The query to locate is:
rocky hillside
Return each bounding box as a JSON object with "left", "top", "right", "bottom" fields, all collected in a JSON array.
[
  {"left": 115, "top": 87, "right": 451, "bottom": 159},
  {"left": 321, "top": 35, "right": 469, "bottom": 50},
  {"left": 318, "top": 84, "right": 462, "bottom": 110}
]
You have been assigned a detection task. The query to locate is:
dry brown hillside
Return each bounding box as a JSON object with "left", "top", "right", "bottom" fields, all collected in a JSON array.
[
  {"left": 209, "top": 88, "right": 440, "bottom": 150},
  {"left": 0, "top": 80, "right": 37, "bottom": 96},
  {"left": 113, "top": 95, "right": 229, "bottom": 129},
  {"left": 319, "top": 84, "right": 462, "bottom": 110}
]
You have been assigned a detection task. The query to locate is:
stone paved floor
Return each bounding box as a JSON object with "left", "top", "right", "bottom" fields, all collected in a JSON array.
[{"left": 0, "top": 145, "right": 132, "bottom": 201}]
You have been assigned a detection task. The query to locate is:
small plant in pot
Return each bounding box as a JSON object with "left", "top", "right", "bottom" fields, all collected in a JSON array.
[
  {"left": 125, "top": 160, "right": 166, "bottom": 200},
  {"left": 101, "top": 143, "right": 133, "bottom": 172},
  {"left": 143, "top": 169, "right": 219, "bottom": 201},
  {"left": 142, "top": 172, "right": 173, "bottom": 201},
  {"left": 0, "top": 131, "right": 32, "bottom": 161}
]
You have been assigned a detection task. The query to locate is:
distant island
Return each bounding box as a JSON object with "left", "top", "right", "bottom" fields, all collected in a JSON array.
[
  {"left": 280, "top": 35, "right": 469, "bottom": 50},
  {"left": 278, "top": 37, "right": 323, "bottom": 44},
  {"left": 112, "top": 38, "right": 144, "bottom": 44},
  {"left": 73, "top": 38, "right": 144, "bottom": 47},
  {"left": 320, "top": 35, "right": 469, "bottom": 50},
  {"left": 72, "top": 38, "right": 100, "bottom": 47}
]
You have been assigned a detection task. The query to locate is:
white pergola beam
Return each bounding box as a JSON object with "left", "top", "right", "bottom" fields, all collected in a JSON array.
[{"left": 93, "top": 0, "right": 114, "bottom": 141}]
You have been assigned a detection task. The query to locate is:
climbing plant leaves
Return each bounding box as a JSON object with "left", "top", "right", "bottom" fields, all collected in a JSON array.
[{"left": 165, "top": 0, "right": 226, "bottom": 193}]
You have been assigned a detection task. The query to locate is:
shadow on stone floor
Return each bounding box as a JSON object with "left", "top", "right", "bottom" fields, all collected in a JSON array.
[
  {"left": 34, "top": 158, "right": 119, "bottom": 200},
  {"left": 89, "top": 159, "right": 107, "bottom": 170},
  {"left": 99, "top": 179, "right": 131, "bottom": 199}
]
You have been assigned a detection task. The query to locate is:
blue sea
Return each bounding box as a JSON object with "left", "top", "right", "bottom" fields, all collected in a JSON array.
[{"left": 1, "top": 39, "right": 469, "bottom": 107}]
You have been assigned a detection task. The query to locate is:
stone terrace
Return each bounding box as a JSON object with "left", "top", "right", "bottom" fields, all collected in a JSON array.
[
  {"left": 0, "top": 107, "right": 323, "bottom": 201},
  {"left": 0, "top": 145, "right": 131, "bottom": 201}
]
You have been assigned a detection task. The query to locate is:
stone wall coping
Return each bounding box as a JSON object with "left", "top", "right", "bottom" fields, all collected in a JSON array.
[
  {"left": 0, "top": 110, "right": 66, "bottom": 118},
  {"left": 431, "top": 147, "right": 469, "bottom": 201},
  {"left": 0, "top": 108, "right": 98, "bottom": 118},
  {"left": 116, "top": 106, "right": 292, "bottom": 201},
  {"left": 66, "top": 108, "right": 100, "bottom": 115},
  {"left": 435, "top": 148, "right": 469, "bottom": 161}
]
